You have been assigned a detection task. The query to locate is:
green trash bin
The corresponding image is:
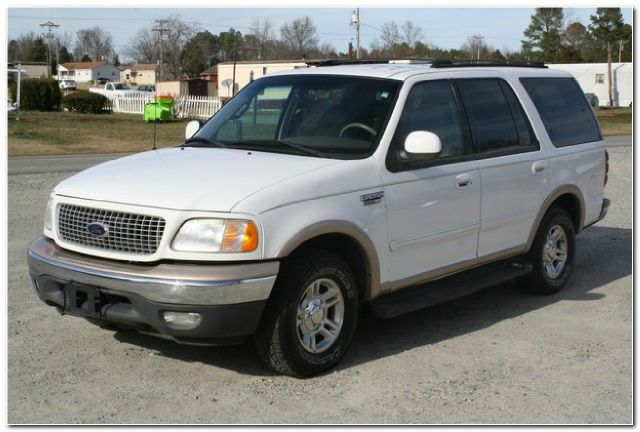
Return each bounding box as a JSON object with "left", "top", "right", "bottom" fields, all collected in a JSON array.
[{"left": 144, "top": 95, "right": 173, "bottom": 122}]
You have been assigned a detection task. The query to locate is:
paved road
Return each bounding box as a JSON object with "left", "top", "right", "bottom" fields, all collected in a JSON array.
[
  {"left": 7, "top": 135, "right": 632, "bottom": 175},
  {"left": 7, "top": 140, "right": 632, "bottom": 424}
]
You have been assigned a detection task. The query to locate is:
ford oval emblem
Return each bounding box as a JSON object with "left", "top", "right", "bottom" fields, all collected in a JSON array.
[{"left": 87, "top": 222, "right": 109, "bottom": 237}]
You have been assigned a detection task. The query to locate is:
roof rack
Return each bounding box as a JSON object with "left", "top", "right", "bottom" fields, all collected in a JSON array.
[
  {"left": 305, "top": 58, "right": 438, "bottom": 67},
  {"left": 430, "top": 59, "right": 547, "bottom": 69}
]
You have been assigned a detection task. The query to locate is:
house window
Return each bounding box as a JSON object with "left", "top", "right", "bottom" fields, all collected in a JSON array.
[
  {"left": 595, "top": 74, "right": 605, "bottom": 84},
  {"left": 262, "top": 67, "right": 268, "bottom": 74}
]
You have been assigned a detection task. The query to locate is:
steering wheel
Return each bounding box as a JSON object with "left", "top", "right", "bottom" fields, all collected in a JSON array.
[{"left": 339, "top": 123, "right": 377, "bottom": 138}]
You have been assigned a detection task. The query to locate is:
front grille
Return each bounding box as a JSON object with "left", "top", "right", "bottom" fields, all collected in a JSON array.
[{"left": 57, "top": 204, "right": 166, "bottom": 255}]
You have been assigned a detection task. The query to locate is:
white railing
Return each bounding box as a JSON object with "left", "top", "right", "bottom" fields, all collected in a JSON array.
[{"left": 89, "top": 88, "right": 222, "bottom": 119}]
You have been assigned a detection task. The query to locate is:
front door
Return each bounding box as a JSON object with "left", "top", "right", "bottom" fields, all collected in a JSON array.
[{"left": 381, "top": 79, "right": 481, "bottom": 288}]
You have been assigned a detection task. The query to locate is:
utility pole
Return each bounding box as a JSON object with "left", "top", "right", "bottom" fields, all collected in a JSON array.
[
  {"left": 39, "top": 21, "right": 60, "bottom": 77},
  {"left": 472, "top": 35, "right": 484, "bottom": 60},
  {"left": 153, "top": 19, "right": 170, "bottom": 81},
  {"left": 351, "top": 8, "right": 361, "bottom": 59}
]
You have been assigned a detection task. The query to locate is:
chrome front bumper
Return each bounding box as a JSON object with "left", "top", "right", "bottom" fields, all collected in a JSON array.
[{"left": 27, "top": 236, "right": 279, "bottom": 306}]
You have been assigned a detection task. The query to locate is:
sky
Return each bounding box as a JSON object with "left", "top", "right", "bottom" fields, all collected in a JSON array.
[{"left": 7, "top": 7, "right": 634, "bottom": 60}]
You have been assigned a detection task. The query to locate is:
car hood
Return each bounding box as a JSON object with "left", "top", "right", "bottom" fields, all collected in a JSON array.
[{"left": 54, "top": 147, "right": 340, "bottom": 212}]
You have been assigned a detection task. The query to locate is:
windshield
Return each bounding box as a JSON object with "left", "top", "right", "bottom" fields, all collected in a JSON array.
[
  {"left": 193, "top": 74, "right": 400, "bottom": 159},
  {"left": 114, "top": 83, "right": 129, "bottom": 90}
]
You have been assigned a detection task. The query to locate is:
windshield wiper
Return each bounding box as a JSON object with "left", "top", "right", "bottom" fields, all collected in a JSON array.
[
  {"left": 231, "top": 139, "right": 327, "bottom": 158},
  {"left": 181, "top": 136, "right": 227, "bottom": 148}
]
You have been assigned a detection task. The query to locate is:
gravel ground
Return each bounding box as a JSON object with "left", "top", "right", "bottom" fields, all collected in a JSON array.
[{"left": 7, "top": 146, "right": 632, "bottom": 424}]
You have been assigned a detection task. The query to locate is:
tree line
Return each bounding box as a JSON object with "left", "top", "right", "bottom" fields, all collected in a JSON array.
[{"left": 7, "top": 7, "right": 632, "bottom": 79}]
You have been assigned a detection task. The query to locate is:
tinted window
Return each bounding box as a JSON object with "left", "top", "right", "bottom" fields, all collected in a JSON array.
[
  {"left": 457, "top": 79, "right": 524, "bottom": 153},
  {"left": 499, "top": 80, "right": 537, "bottom": 148},
  {"left": 520, "top": 77, "right": 602, "bottom": 147},
  {"left": 394, "top": 80, "right": 466, "bottom": 158}
]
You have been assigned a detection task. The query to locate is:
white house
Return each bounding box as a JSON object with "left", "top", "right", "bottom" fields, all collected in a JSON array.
[
  {"left": 217, "top": 60, "right": 309, "bottom": 96},
  {"left": 120, "top": 63, "right": 170, "bottom": 86},
  {"left": 57, "top": 61, "right": 120, "bottom": 83},
  {"left": 548, "top": 62, "right": 632, "bottom": 107}
]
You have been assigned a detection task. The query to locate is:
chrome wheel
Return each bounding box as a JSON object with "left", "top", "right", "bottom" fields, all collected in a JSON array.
[
  {"left": 296, "top": 278, "right": 345, "bottom": 354},
  {"left": 542, "top": 224, "right": 568, "bottom": 279}
]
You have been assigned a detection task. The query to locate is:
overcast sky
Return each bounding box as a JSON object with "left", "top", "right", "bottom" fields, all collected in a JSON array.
[{"left": 8, "top": 7, "right": 633, "bottom": 59}]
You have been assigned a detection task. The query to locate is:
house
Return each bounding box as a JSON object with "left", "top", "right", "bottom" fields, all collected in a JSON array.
[
  {"left": 120, "top": 64, "right": 169, "bottom": 86},
  {"left": 548, "top": 62, "right": 632, "bottom": 107},
  {"left": 57, "top": 61, "right": 120, "bottom": 83},
  {"left": 198, "top": 65, "right": 218, "bottom": 83},
  {"left": 216, "top": 60, "right": 308, "bottom": 96},
  {"left": 8, "top": 61, "right": 50, "bottom": 79}
]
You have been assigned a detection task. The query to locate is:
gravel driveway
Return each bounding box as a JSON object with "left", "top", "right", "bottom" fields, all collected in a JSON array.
[{"left": 7, "top": 143, "right": 632, "bottom": 424}]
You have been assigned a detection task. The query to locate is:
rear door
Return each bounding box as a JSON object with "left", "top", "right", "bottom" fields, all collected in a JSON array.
[{"left": 454, "top": 76, "right": 546, "bottom": 258}]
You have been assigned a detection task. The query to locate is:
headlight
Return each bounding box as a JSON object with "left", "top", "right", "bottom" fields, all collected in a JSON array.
[
  {"left": 172, "top": 219, "right": 259, "bottom": 253},
  {"left": 44, "top": 197, "right": 54, "bottom": 231}
]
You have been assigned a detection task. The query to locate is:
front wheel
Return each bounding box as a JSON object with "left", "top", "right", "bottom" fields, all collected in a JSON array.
[
  {"left": 254, "top": 249, "right": 359, "bottom": 377},
  {"left": 519, "top": 206, "right": 575, "bottom": 295}
]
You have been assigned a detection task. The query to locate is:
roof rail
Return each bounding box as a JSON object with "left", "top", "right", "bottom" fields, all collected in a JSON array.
[
  {"left": 430, "top": 59, "right": 548, "bottom": 69},
  {"left": 305, "top": 58, "right": 393, "bottom": 67}
]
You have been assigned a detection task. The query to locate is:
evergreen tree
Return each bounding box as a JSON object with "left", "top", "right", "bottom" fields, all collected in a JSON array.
[
  {"left": 80, "top": 54, "right": 92, "bottom": 62},
  {"left": 522, "top": 8, "right": 564, "bottom": 62},
  {"left": 25, "top": 37, "right": 48, "bottom": 62}
]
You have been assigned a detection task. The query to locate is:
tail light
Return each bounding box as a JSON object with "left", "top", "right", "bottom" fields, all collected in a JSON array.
[{"left": 604, "top": 149, "right": 609, "bottom": 186}]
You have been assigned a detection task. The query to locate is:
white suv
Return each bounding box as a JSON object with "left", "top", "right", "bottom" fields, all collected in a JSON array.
[{"left": 28, "top": 60, "right": 609, "bottom": 377}]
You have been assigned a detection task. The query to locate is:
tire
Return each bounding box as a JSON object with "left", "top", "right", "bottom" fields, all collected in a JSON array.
[
  {"left": 254, "top": 248, "right": 359, "bottom": 377},
  {"left": 519, "top": 206, "right": 575, "bottom": 295}
]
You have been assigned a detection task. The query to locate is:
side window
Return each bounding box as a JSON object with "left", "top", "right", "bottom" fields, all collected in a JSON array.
[
  {"left": 520, "top": 77, "right": 602, "bottom": 147},
  {"left": 456, "top": 78, "right": 536, "bottom": 153},
  {"left": 394, "top": 80, "right": 466, "bottom": 159}
]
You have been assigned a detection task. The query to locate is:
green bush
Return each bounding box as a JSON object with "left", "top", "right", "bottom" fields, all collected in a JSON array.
[
  {"left": 9, "top": 78, "right": 61, "bottom": 111},
  {"left": 62, "top": 91, "right": 111, "bottom": 114}
]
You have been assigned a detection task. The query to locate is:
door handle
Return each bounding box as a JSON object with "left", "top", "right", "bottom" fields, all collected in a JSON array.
[
  {"left": 532, "top": 161, "right": 547, "bottom": 174},
  {"left": 455, "top": 174, "right": 473, "bottom": 188}
]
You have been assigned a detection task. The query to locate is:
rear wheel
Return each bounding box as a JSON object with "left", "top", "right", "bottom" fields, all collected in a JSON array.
[
  {"left": 255, "top": 249, "right": 359, "bottom": 377},
  {"left": 519, "top": 206, "right": 575, "bottom": 295}
]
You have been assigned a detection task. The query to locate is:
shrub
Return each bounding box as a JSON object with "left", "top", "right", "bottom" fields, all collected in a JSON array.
[
  {"left": 9, "top": 78, "right": 61, "bottom": 111},
  {"left": 62, "top": 91, "right": 111, "bottom": 114}
]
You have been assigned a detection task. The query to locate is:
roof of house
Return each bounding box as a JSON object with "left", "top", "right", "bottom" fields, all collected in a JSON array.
[
  {"left": 129, "top": 63, "right": 158, "bottom": 72},
  {"left": 60, "top": 61, "right": 108, "bottom": 70},
  {"left": 199, "top": 65, "right": 218, "bottom": 75}
]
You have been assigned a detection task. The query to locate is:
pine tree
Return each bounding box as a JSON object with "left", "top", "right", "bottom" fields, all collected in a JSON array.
[{"left": 522, "top": 8, "right": 564, "bottom": 62}]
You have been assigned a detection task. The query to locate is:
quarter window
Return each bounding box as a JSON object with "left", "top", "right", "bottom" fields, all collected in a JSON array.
[{"left": 520, "top": 77, "right": 602, "bottom": 147}]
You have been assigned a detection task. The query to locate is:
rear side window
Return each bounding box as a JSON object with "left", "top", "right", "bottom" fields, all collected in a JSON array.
[
  {"left": 520, "top": 77, "right": 602, "bottom": 147},
  {"left": 456, "top": 79, "right": 537, "bottom": 153}
]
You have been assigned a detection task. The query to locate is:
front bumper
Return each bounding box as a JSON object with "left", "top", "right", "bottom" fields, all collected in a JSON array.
[{"left": 27, "top": 236, "right": 279, "bottom": 344}]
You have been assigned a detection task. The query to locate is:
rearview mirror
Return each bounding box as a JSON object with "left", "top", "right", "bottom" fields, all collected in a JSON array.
[
  {"left": 403, "top": 131, "right": 442, "bottom": 160},
  {"left": 185, "top": 120, "right": 201, "bottom": 140}
]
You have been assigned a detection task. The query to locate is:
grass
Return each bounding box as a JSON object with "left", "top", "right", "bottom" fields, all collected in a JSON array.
[
  {"left": 594, "top": 107, "right": 632, "bottom": 136},
  {"left": 8, "top": 111, "right": 188, "bottom": 157},
  {"left": 7, "top": 107, "right": 632, "bottom": 157}
]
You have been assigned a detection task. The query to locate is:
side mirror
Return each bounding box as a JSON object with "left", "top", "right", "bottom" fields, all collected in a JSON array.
[
  {"left": 185, "top": 120, "right": 201, "bottom": 140},
  {"left": 402, "top": 131, "right": 442, "bottom": 160}
]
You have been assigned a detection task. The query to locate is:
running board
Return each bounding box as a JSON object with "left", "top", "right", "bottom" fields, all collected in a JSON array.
[{"left": 370, "top": 258, "right": 533, "bottom": 318}]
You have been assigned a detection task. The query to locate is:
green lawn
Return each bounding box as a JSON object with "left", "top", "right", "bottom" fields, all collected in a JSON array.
[
  {"left": 8, "top": 111, "right": 189, "bottom": 157},
  {"left": 594, "top": 107, "right": 632, "bottom": 136}
]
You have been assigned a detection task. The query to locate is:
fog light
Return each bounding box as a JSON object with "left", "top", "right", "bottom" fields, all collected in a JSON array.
[{"left": 162, "top": 312, "right": 202, "bottom": 329}]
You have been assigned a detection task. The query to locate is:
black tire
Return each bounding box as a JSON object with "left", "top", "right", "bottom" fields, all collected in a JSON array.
[
  {"left": 254, "top": 248, "right": 359, "bottom": 377},
  {"left": 519, "top": 206, "right": 575, "bottom": 295}
]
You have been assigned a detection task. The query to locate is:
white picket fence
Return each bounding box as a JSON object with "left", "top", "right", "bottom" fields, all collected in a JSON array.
[{"left": 88, "top": 88, "right": 222, "bottom": 119}]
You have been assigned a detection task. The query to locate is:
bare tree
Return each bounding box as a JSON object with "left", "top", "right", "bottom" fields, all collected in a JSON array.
[
  {"left": 401, "top": 21, "right": 423, "bottom": 48},
  {"left": 9, "top": 31, "right": 38, "bottom": 60},
  {"left": 461, "top": 34, "right": 490, "bottom": 59},
  {"left": 379, "top": 21, "right": 401, "bottom": 56},
  {"left": 126, "top": 16, "right": 198, "bottom": 78},
  {"left": 280, "top": 16, "right": 318, "bottom": 55},
  {"left": 74, "top": 27, "right": 114, "bottom": 62},
  {"left": 249, "top": 18, "right": 276, "bottom": 60}
]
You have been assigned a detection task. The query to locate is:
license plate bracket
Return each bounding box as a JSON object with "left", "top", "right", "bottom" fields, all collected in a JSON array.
[{"left": 64, "top": 284, "right": 103, "bottom": 318}]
